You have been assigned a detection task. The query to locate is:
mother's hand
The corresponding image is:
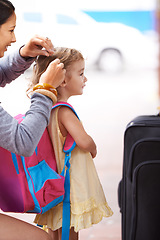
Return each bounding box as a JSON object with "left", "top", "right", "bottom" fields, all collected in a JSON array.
[
  {"left": 39, "top": 59, "right": 66, "bottom": 88},
  {"left": 20, "top": 35, "right": 54, "bottom": 58}
]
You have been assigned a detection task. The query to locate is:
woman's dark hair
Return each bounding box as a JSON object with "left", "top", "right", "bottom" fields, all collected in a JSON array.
[{"left": 0, "top": 0, "right": 15, "bottom": 26}]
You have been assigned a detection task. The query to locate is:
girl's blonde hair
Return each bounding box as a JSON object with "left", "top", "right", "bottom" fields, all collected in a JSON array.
[{"left": 29, "top": 47, "right": 84, "bottom": 89}]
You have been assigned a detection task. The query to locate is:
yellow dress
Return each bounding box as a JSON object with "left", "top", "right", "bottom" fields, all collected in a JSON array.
[{"left": 34, "top": 106, "right": 113, "bottom": 232}]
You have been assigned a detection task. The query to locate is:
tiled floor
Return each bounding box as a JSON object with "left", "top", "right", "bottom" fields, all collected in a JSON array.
[{"left": 80, "top": 221, "right": 121, "bottom": 239}]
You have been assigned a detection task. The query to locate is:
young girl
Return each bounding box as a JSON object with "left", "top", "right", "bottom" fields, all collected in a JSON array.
[{"left": 29, "top": 47, "right": 113, "bottom": 239}]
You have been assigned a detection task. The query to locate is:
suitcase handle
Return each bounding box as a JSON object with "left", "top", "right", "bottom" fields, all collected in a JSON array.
[{"left": 118, "top": 180, "right": 122, "bottom": 213}]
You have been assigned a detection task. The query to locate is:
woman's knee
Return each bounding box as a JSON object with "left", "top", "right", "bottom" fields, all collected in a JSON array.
[
  {"left": 35, "top": 229, "right": 52, "bottom": 240},
  {"left": 42, "top": 233, "right": 52, "bottom": 240}
]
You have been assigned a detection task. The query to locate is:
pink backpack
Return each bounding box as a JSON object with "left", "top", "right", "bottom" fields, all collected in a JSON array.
[{"left": 0, "top": 102, "right": 78, "bottom": 216}]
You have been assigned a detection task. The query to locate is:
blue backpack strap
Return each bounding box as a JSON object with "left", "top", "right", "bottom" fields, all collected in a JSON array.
[
  {"left": 52, "top": 102, "right": 79, "bottom": 240},
  {"left": 52, "top": 102, "right": 79, "bottom": 119}
]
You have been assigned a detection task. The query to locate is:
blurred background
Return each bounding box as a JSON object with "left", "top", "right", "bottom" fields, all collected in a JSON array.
[
  {"left": 1, "top": 0, "right": 160, "bottom": 239},
  {"left": 8, "top": 0, "right": 159, "bottom": 72}
]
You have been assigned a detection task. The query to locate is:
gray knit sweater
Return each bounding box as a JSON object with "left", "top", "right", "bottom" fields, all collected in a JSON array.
[{"left": 0, "top": 50, "right": 53, "bottom": 156}]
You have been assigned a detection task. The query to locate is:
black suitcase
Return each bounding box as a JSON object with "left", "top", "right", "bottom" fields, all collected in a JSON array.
[{"left": 118, "top": 114, "right": 160, "bottom": 240}]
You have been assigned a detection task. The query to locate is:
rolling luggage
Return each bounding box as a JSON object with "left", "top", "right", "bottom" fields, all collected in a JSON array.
[{"left": 118, "top": 114, "right": 160, "bottom": 240}]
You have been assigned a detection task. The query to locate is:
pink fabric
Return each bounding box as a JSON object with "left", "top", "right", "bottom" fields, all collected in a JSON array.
[{"left": 0, "top": 114, "right": 64, "bottom": 213}]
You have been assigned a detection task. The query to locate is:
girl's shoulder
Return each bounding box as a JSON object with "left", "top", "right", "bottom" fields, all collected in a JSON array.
[
  {"left": 54, "top": 103, "right": 78, "bottom": 138},
  {"left": 55, "top": 102, "right": 79, "bottom": 120},
  {"left": 58, "top": 105, "right": 77, "bottom": 121}
]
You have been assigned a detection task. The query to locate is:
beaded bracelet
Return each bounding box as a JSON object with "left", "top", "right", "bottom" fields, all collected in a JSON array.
[
  {"left": 33, "top": 83, "right": 57, "bottom": 97},
  {"left": 34, "top": 89, "right": 57, "bottom": 104}
]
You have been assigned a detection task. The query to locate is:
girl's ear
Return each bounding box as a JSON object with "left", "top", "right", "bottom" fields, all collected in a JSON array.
[{"left": 60, "top": 78, "right": 67, "bottom": 87}]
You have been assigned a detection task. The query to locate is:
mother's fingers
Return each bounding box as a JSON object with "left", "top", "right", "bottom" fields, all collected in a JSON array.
[
  {"left": 20, "top": 35, "right": 55, "bottom": 58},
  {"left": 39, "top": 59, "right": 66, "bottom": 88},
  {"left": 32, "top": 35, "right": 54, "bottom": 56},
  {"left": 45, "top": 37, "right": 54, "bottom": 51}
]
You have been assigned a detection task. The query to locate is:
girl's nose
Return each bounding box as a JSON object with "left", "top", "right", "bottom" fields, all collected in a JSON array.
[{"left": 84, "top": 76, "right": 87, "bottom": 82}]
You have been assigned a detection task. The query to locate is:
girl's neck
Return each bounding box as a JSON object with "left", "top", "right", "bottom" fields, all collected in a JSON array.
[
  {"left": 57, "top": 96, "right": 69, "bottom": 103},
  {"left": 57, "top": 88, "right": 71, "bottom": 102}
]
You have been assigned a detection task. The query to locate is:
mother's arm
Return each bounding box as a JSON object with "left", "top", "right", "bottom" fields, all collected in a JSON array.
[
  {"left": 0, "top": 93, "right": 53, "bottom": 156},
  {"left": 0, "top": 49, "right": 34, "bottom": 87}
]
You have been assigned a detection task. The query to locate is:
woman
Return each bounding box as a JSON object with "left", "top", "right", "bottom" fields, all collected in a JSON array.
[{"left": 0, "top": 0, "right": 65, "bottom": 239}]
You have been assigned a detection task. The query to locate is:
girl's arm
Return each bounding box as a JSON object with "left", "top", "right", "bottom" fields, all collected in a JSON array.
[{"left": 58, "top": 106, "right": 97, "bottom": 158}]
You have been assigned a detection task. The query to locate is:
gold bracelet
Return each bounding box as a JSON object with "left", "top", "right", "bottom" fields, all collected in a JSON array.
[
  {"left": 33, "top": 83, "right": 57, "bottom": 97},
  {"left": 34, "top": 89, "right": 57, "bottom": 104}
]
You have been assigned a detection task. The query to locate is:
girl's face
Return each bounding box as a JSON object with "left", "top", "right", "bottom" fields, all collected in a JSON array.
[
  {"left": 65, "top": 59, "right": 87, "bottom": 96},
  {"left": 0, "top": 12, "right": 16, "bottom": 57}
]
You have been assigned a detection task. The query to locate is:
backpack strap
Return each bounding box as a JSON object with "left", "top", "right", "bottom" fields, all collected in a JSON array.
[
  {"left": 52, "top": 101, "right": 79, "bottom": 155},
  {"left": 51, "top": 102, "right": 79, "bottom": 240}
]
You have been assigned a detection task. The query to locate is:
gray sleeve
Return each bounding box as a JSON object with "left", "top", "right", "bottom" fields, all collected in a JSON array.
[
  {"left": 0, "top": 49, "right": 35, "bottom": 87},
  {"left": 0, "top": 93, "right": 53, "bottom": 157}
]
